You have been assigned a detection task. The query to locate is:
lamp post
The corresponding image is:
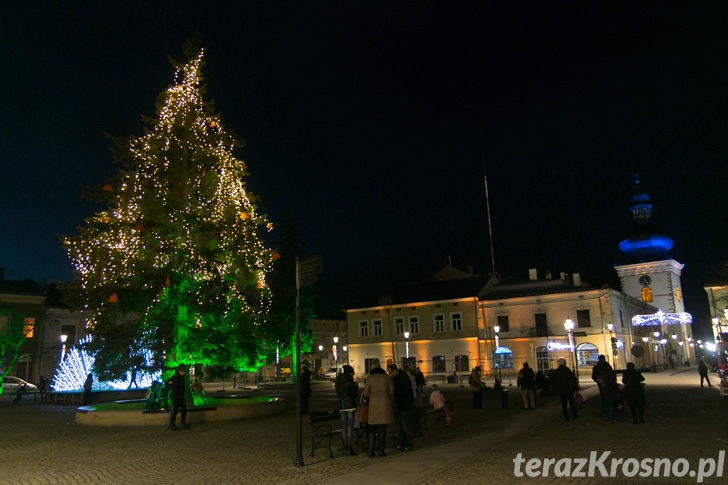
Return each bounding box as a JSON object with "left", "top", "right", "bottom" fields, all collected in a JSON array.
[
  {"left": 333, "top": 336, "right": 339, "bottom": 367},
  {"left": 653, "top": 331, "right": 660, "bottom": 369},
  {"left": 404, "top": 331, "right": 410, "bottom": 362},
  {"left": 564, "top": 319, "right": 577, "bottom": 378},
  {"left": 607, "top": 323, "right": 618, "bottom": 369},
  {"left": 342, "top": 346, "right": 348, "bottom": 365},
  {"left": 60, "top": 334, "right": 68, "bottom": 361},
  {"left": 494, "top": 325, "right": 501, "bottom": 381}
]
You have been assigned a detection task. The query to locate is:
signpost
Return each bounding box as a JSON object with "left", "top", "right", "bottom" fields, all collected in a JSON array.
[{"left": 294, "top": 255, "right": 322, "bottom": 467}]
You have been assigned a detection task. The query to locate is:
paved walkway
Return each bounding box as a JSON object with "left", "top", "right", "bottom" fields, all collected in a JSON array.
[{"left": 1, "top": 366, "right": 726, "bottom": 484}]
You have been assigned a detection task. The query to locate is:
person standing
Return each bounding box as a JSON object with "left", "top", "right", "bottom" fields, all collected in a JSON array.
[
  {"left": 335, "top": 365, "right": 359, "bottom": 456},
  {"left": 414, "top": 368, "right": 426, "bottom": 398},
  {"left": 552, "top": 358, "right": 578, "bottom": 421},
  {"left": 167, "top": 364, "right": 189, "bottom": 430},
  {"left": 622, "top": 362, "right": 646, "bottom": 424},
  {"left": 468, "top": 366, "right": 484, "bottom": 408},
  {"left": 698, "top": 356, "right": 712, "bottom": 387},
  {"left": 388, "top": 364, "right": 415, "bottom": 452},
  {"left": 362, "top": 361, "right": 394, "bottom": 457},
  {"left": 300, "top": 365, "right": 312, "bottom": 414},
  {"left": 592, "top": 354, "right": 615, "bottom": 419},
  {"left": 82, "top": 373, "right": 94, "bottom": 405},
  {"left": 39, "top": 376, "right": 50, "bottom": 403},
  {"left": 518, "top": 362, "right": 536, "bottom": 409}
]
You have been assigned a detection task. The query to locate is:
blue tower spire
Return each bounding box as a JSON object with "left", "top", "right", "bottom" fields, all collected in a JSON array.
[{"left": 618, "top": 174, "right": 673, "bottom": 261}]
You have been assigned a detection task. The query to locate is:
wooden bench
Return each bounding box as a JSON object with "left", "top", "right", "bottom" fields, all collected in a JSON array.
[{"left": 309, "top": 409, "right": 342, "bottom": 458}]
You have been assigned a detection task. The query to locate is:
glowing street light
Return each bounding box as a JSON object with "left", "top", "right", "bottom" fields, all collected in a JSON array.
[
  {"left": 60, "top": 334, "right": 68, "bottom": 361},
  {"left": 564, "top": 319, "right": 576, "bottom": 373},
  {"left": 493, "top": 325, "right": 501, "bottom": 381},
  {"left": 403, "top": 331, "right": 410, "bottom": 360},
  {"left": 333, "top": 336, "right": 339, "bottom": 365}
]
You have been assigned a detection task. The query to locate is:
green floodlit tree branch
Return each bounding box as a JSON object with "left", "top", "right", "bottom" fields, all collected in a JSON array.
[
  {"left": 0, "top": 305, "right": 34, "bottom": 395},
  {"left": 63, "top": 41, "right": 275, "bottom": 381}
]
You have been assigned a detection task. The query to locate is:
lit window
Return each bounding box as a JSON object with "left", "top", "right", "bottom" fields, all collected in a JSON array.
[
  {"left": 359, "top": 320, "right": 368, "bottom": 337},
  {"left": 394, "top": 317, "right": 404, "bottom": 335},
  {"left": 23, "top": 318, "right": 35, "bottom": 338},
  {"left": 434, "top": 314, "right": 445, "bottom": 332},
  {"left": 676, "top": 287, "right": 681, "bottom": 302},
  {"left": 409, "top": 316, "right": 419, "bottom": 334},
  {"left": 373, "top": 319, "right": 382, "bottom": 337},
  {"left": 451, "top": 312, "right": 462, "bottom": 331},
  {"left": 641, "top": 287, "right": 653, "bottom": 302}
]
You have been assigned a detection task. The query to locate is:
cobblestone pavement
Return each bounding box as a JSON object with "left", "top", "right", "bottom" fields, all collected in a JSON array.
[{"left": 1, "top": 367, "right": 726, "bottom": 484}]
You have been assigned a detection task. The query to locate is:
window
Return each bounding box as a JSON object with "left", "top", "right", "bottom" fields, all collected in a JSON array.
[
  {"left": 577, "top": 343, "right": 599, "bottom": 367},
  {"left": 576, "top": 309, "right": 591, "bottom": 328},
  {"left": 535, "top": 313, "right": 548, "bottom": 337},
  {"left": 619, "top": 309, "right": 625, "bottom": 328},
  {"left": 536, "top": 346, "right": 549, "bottom": 373},
  {"left": 433, "top": 314, "right": 445, "bottom": 332},
  {"left": 394, "top": 317, "right": 404, "bottom": 335},
  {"left": 23, "top": 318, "right": 35, "bottom": 339},
  {"left": 494, "top": 346, "right": 513, "bottom": 369},
  {"left": 497, "top": 314, "right": 510, "bottom": 332},
  {"left": 402, "top": 356, "right": 416, "bottom": 370},
  {"left": 409, "top": 316, "right": 419, "bottom": 334},
  {"left": 359, "top": 320, "right": 368, "bottom": 337},
  {"left": 641, "top": 287, "right": 653, "bottom": 302},
  {"left": 373, "top": 319, "right": 382, "bottom": 337},
  {"left": 451, "top": 312, "right": 462, "bottom": 331},
  {"left": 432, "top": 355, "right": 447, "bottom": 372},
  {"left": 676, "top": 286, "right": 681, "bottom": 302},
  {"left": 454, "top": 354, "right": 469, "bottom": 372}
]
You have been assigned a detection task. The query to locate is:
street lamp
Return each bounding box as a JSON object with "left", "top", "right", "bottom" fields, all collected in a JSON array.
[
  {"left": 342, "top": 346, "right": 348, "bottom": 365},
  {"left": 607, "top": 323, "right": 618, "bottom": 369},
  {"left": 653, "top": 331, "right": 661, "bottom": 369},
  {"left": 564, "top": 319, "right": 576, "bottom": 376},
  {"left": 494, "top": 325, "right": 501, "bottom": 381},
  {"left": 403, "top": 331, "right": 410, "bottom": 361},
  {"left": 333, "top": 336, "right": 339, "bottom": 366},
  {"left": 60, "top": 334, "right": 68, "bottom": 361}
]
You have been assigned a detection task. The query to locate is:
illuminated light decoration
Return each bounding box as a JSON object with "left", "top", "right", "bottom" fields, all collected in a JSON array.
[
  {"left": 240, "top": 212, "right": 249, "bottom": 220},
  {"left": 210, "top": 121, "right": 217, "bottom": 127},
  {"left": 272, "top": 252, "right": 281, "bottom": 260},
  {"left": 547, "top": 342, "right": 574, "bottom": 351},
  {"left": 631, "top": 309, "right": 693, "bottom": 326},
  {"left": 101, "top": 185, "right": 114, "bottom": 192},
  {"left": 108, "top": 293, "right": 119, "bottom": 303},
  {"left": 63, "top": 47, "right": 276, "bottom": 376},
  {"left": 267, "top": 222, "right": 273, "bottom": 231},
  {"left": 51, "top": 336, "right": 161, "bottom": 391}
]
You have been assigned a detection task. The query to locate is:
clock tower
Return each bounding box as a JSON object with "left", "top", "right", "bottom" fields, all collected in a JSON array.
[{"left": 614, "top": 175, "right": 684, "bottom": 314}]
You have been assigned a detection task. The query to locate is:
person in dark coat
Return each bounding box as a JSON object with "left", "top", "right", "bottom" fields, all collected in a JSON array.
[
  {"left": 698, "top": 356, "right": 712, "bottom": 387},
  {"left": 622, "top": 362, "right": 645, "bottom": 424},
  {"left": 518, "top": 362, "right": 536, "bottom": 409},
  {"left": 335, "top": 365, "right": 359, "bottom": 456},
  {"left": 552, "top": 358, "right": 579, "bottom": 421},
  {"left": 300, "top": 365, "right": 312, "bottom": 414},
  {"left": 388, "top": 364, "right": 416, "bottom": 452},
  {"left": 82, "top": 373, "right": 94, "bottom": 405},
  {"left": 414, "top": 368, "right": 426, "bottom": 397},
  {"left": 592, "top": 354, "right": 616, "bottom": 420},
  {"left": 167, "top": 364, "right": 189, "bottom": 430}
]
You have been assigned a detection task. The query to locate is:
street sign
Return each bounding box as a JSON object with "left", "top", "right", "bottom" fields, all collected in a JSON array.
[{"left": 297, "top": 255, "right": 322, "bottom": 288}]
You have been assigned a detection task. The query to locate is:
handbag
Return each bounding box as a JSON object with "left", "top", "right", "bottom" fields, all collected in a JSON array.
[{"left": 356, "top": 404, "right": 368, "bottom": 424}]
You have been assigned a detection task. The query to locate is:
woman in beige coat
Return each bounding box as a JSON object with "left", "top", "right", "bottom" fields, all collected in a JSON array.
[{"left": 362, "top": 363, "right": 395, "bottom": 457}]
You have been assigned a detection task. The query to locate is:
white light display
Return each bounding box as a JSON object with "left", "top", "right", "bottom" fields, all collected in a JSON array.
[
  {"left": 52, "top": 335, "right": 161, "bottom": 391},
  {"left": 631, "top": 309, "right": 693, "bottom": 327}
]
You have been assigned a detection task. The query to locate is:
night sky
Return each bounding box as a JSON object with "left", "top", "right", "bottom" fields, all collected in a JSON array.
[{"left": 2, "top": 3, "right": 728, "bottom": 334}]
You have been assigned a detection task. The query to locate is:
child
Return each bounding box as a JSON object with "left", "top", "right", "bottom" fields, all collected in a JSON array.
[{"left": 429, "top": 384, "right": 453, "bottom": 426}]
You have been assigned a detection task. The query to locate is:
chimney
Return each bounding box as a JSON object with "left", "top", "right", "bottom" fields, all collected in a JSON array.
[
  {"left": 528, "top": 268, "right": 538, "bottom": 280},
  {"left": 573, "top": 273, "right": 581, "bottom": 286}
]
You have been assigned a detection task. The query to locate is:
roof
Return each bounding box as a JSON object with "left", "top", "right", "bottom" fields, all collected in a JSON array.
[{"left": 0, "top": 278, "right": 46, "bottom": 296}]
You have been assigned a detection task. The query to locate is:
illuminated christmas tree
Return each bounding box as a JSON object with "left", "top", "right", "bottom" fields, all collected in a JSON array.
[{"left": 64, "top": 43, "right": 275, "bottom": 381}]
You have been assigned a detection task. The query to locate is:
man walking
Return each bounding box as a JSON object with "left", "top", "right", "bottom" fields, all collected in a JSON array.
[
  {"left": 698, "top": 356, "right": 712, "bottom": 387},
  {"left": 167, "top": 364, "right": 189, "bottom": 430},
  {"left": 518, "top": 362, "right": 536, "bottom": 409},
  {"left": 388, "top": 364, "right": 415, "bottom": 452}
]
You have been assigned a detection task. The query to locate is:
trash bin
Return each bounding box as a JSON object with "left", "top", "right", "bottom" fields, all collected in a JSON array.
[{"left": 500, "top": 388, "right": 509, "bottom": 409}]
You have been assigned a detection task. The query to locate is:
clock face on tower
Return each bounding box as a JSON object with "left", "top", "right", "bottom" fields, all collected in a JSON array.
[{"left": 639, "top": 274, "right": 652, "bottom": 287}]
